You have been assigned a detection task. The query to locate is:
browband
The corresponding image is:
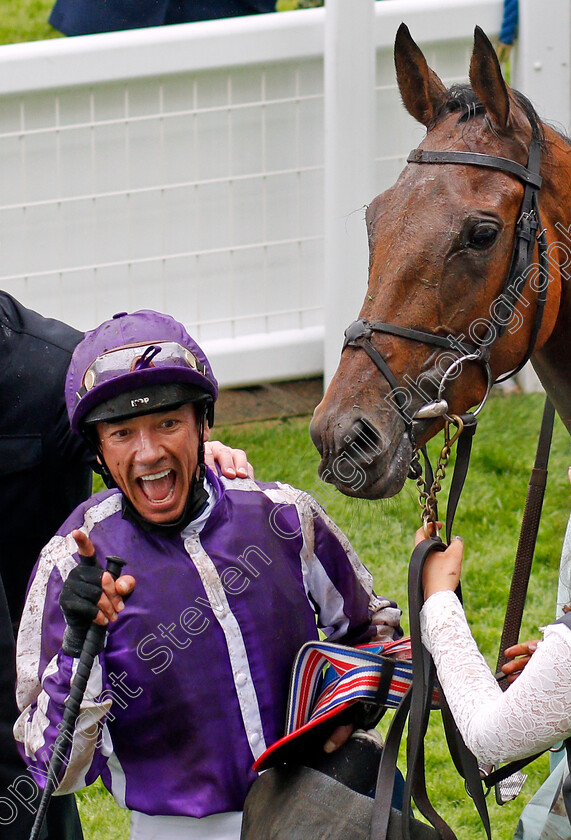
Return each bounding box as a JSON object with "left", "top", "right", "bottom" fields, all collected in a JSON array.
[{"left": 407, "top": 149, "right": 543, "bottom": 189}]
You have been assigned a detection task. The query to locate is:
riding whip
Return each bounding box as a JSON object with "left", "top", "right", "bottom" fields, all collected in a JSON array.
[{"left": 29, "top": 554, "right": 126, "bottom": 840}]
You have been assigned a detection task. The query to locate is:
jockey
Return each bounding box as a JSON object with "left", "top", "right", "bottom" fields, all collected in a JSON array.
[{"left": 15, "top": 309, "right": 402, "bottom": 840}]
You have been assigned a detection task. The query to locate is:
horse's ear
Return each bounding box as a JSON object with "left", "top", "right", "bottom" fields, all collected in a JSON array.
[
  {"left": 469, "top": 26, "right": 510, "bottom": 130},
  {"left": 394, "top": 23, "right": 447, "bottom": 127}
]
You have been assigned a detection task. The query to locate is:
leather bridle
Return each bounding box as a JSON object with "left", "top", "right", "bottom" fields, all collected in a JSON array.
[{"left": 343, "top": 137, "right": 549, "bottom": 446}]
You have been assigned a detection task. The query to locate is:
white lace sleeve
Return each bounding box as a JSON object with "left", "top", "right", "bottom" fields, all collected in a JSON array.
[{"left": 420, "top": 590, "right": 571, "bottom": 765}]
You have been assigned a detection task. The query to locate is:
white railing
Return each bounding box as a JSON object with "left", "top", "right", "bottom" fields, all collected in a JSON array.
[
  {"left": 0, "top": 11, "right": 328, "bottom": 385},
  {"left": 0, "top": 0, "right": 566, "bottom": 388}
]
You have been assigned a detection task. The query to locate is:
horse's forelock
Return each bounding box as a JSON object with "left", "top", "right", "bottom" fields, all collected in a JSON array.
[{"left": 440, "top": 83, "right": 547, "bottom": 147}]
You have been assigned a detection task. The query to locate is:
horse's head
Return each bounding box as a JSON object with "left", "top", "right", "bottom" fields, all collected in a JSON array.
[{"left": 310, "top": 24, "right": 566, "bottom": 499}]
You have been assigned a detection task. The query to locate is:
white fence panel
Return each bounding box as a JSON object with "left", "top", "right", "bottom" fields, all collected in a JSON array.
[
  {"left": 0, "top": 14, "right": 327, "bottom": 386},
  {"left": 0, "top": 2, "right": 544, "bottom": 389}
]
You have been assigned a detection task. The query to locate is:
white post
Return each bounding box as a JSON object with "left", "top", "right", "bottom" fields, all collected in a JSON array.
[
  {"left": 323, "top": 0, "right": 376, "bottom": 386},
  {"left": 515, "top": 0, "right": 570, "bottom": 131},
  {"left": 513, "top": 0, "right": 570, "bottom": 393}
]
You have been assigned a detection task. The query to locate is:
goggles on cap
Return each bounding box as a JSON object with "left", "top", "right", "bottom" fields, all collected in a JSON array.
[{"left": 76, "top": 341, "right": 205, "bottom": 401}]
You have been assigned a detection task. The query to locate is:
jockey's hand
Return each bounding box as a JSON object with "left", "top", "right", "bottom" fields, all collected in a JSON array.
[
  {"left": 59, "top": 531, "right": 135, "bottom": 657},
  {"left": 204, "top": 440, "right": 254, "bottom": 479},
  {"left": 501, "top": 640, "right": 539, "bottom": 684},
  {"left": 323, "top": 723, "right": 354, "bottom": 754},
  {"left": 72, "top": 530, "right": 135, "bottom": 627}
]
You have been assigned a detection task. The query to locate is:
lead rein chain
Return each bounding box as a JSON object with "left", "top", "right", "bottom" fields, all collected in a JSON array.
[{"left": 415, "top": 416, "right": 465, "bottom": 537}]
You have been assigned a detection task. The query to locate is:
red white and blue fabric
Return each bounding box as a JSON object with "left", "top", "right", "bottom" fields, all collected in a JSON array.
[
  {"left": 252, "top": 637, "right": 433, "bottom": 771},
  {"left": 286, "top": 638, "right": 413, "bottom": 735}
]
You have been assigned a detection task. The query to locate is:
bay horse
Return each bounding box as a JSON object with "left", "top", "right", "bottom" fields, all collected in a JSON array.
[{"left": 310, "top": 24, "right": 571, "bottom": 500}]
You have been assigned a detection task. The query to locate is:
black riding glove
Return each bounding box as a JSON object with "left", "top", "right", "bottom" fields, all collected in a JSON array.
[{"left": 59, "top": 560, "right": 103, "bottom": 657}]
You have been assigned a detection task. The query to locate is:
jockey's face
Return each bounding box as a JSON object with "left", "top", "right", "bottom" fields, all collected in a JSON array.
[{"left": 97, "top": 403, "right": 200, "bottom": 523}]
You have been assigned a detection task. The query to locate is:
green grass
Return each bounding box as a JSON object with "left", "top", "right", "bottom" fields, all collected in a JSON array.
[
  {"left": 277, "top": 1, "right": 323, "bottom": 9},
  {"left": 0, "top": 0, "right": 60, "bottom": 45},
  {"left": 78, "top": 390, "right": 569, "bottom": 839},
  {"left": 76, "top": 779, "right": 130, "bottom": 839}
]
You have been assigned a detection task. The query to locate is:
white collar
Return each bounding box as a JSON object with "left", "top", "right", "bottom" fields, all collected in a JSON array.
[{"left": 180, "top": 477, "right": 217, "bottom": 538}]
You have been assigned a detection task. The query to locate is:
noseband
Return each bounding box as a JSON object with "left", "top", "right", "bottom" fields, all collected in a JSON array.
[{"left": 344, "top": 137, "right": 549, "bottom": 444}]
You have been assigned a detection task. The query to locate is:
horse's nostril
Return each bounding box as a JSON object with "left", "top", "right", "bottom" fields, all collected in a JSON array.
[{"left": 344, "top": 419, "right": 384, "bottom": 464}]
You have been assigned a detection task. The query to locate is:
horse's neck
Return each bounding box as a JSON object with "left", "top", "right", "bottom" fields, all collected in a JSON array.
[
  {"left": 532, "top": 348, "right": 571, "bottom": 434},
  {"left": 532, "top": 282, "right": 571, "bottom": 434},
  {"left": 530, "top": 136, "right": 571, "bottom": 435},
  {"left": 531, "top": 223, "right": 571, "bottom": 433}
]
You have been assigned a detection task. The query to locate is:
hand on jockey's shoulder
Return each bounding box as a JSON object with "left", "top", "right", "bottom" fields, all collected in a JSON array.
[
  {"left": 59, "top": 530, "right": 136, "bottom": 656},
  {"left": 501, "top": 640, "right": 540, "bottom": 684},
  {"left": 415, "top": 524, "right": 464, "bottom": 600},
  {"left": 204, "top": 440, "right": 254, "bottom": 479}
]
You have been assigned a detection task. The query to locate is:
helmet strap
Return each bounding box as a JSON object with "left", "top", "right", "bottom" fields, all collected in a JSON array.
[
  {"left": 196, "top": 408, "right": 207, "bottom": 481},
  {"left": 83, "top": 429, "right": 117, "bottom": 489}
]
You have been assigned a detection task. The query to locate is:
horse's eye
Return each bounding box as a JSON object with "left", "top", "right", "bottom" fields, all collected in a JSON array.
[{"left": 468, "top": 223, "right": 499, "bottom": 249}]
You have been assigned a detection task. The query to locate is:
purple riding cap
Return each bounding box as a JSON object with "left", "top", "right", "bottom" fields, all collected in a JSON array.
[{"left": 65, "top": 310, "right": 218, "bottom": 435}]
